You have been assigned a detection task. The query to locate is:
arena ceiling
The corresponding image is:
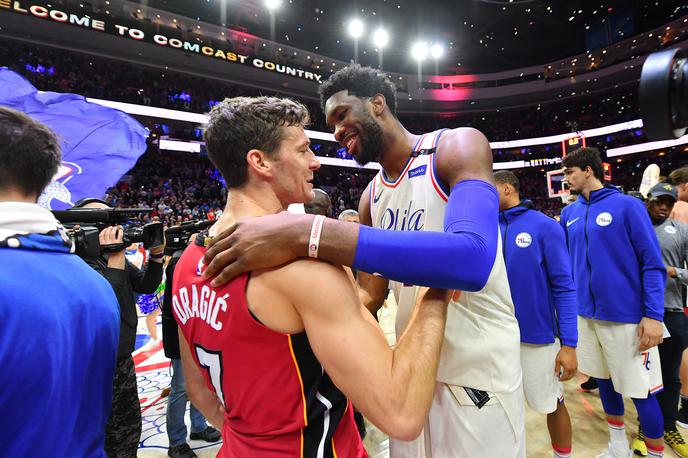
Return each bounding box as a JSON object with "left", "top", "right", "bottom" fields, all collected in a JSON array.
[{"left": 132, "top": 0, "right": 686, "bottom": 74}]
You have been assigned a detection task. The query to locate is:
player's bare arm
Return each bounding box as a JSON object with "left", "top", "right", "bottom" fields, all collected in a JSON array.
[
  {"left": 433, "top": 127, "right": 495, "bottom": 187},
  {"left": 274, "top": 259, "right": 450, "bottom": 441}
]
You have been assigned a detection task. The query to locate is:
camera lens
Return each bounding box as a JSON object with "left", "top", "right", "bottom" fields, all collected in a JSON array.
[{"left": 639, "top": 48, "right": 688, "bottom": 140}]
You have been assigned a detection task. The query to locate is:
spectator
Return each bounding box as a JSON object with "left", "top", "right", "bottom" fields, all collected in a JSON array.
[{"left": 0, "top": 107, "right": 120, "bottom": 457}]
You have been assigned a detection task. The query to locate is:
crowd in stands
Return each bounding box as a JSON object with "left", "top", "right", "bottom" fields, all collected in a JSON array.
[
  {"left": 5, "top": 41, "right": 641, "bottom": 144},
  {"left": 102, "top": 153, "right": 227, "bottom": 227},
  {"left": 102, "top": 145, "right": 686, "bottom": 229},
  {"left": 102, "top": 151, "right": 373, "bottom": 225},
  {"left": 6, "top": 41, "right": 686, "bottom": 222}
]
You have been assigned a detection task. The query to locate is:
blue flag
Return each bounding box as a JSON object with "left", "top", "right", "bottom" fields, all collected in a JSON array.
[{"left": 0, "top": 68, "right": 148, "bottom": 209}]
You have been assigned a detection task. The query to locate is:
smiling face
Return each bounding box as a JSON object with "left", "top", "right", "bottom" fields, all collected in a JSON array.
[
  {"left": 268, "top": 125, "right": 321, "bottom": 206},
  {"left": 324, "top": 90, "right": 386, "bottom": 166}
]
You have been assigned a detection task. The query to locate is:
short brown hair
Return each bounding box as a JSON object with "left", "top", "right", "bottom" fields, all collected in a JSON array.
[
  {"left": 669, "top": 166, "right": 688, "bottom": 186},
  {"left": 494, "top": 170, "right": 520, "bottom": 194},
  {"left": 0, "top": 106, "right": 61, "bottom": 197},
  {"left": 562, "top": 147, "right": 604, "bottom": 181},
  {"left": 203, "top": 96, "right": 310, "bottom": 188}
]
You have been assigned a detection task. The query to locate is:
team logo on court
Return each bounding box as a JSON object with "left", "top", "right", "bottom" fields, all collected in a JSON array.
[
  {"left": 665, "top": 226, "right": 677, "bottom": 235},
  {"left": 596, "top": 212, "right": 613, "bottom": 227},
  {"left": 515, "top": 232, "right": 532, "bottom": 248}
]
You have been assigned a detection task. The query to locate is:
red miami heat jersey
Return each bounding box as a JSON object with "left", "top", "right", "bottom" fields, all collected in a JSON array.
[{"left": 172, "top": 236, "right": 367, "bottom": 458}]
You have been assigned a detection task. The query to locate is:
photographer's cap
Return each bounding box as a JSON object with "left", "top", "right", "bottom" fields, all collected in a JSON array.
[{"left": 648, "top": 182, "right": 678, "bottom": 201}]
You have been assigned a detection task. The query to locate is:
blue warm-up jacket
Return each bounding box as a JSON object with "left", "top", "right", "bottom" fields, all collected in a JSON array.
[
  {"left": 499, "top": 200, "right": 578, "bottom": 347},
  {"left": 559, "top": 186, "right": 666, "bottom": 323}
]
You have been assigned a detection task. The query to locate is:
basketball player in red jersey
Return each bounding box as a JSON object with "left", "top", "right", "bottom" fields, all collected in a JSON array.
[{"left": 172, "top": 96, "right": 451, "bottom": 457}]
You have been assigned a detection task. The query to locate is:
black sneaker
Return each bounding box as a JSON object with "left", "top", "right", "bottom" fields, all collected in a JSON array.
[
  {"left": 190, "top": 426, "right": 222, "bottom": 442},
  {"left": 168, "top": 443, "right": 197, "bottom": 458},
  {"left": 678, "top": 403, "right": 688, "bottom": 429},
  {"left": 581, "top": 377, "right": 598, "bottom": 392}
]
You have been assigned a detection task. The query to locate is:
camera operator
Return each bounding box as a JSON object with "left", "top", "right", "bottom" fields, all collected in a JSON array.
[
  {"left": 0, "top": 107, "right": 120, "bottom": 457},
  {"left": 73, "top": 198, "right": 166, "bottom": 458}
]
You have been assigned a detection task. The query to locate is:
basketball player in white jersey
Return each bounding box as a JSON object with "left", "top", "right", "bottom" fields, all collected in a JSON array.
[{"left": 201, "top": 65, "right": 525, "bottom": 457}]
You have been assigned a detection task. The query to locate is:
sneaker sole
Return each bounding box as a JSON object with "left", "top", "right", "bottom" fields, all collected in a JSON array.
[{"left": 678, "top": 420, "right": 688, "bottom": 429}]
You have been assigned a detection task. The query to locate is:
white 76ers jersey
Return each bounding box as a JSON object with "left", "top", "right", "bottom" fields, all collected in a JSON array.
[{"left": 370, "top": 129, "right": 522, "bottom": 394}]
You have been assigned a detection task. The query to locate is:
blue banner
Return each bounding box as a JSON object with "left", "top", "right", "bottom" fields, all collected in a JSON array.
[{"left": 0, "top": 68, "right": 148, "bottom": 209}]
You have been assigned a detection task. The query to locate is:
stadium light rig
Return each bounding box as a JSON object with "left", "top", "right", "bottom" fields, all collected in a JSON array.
[
  {"left": 430, "top": 43, "right": 444, "bottom": 59},
  {"left": 264, "top": 0, "right": 282, "bottom": 11},
  {"left": 411, "top": 42, "right": 429, "bottom": 61},
  {"left": 373, "top": 28, "right": 389, "bottom": 48},
  {"left": 348, "top": 19, "right": 364, "bottom": 39}
]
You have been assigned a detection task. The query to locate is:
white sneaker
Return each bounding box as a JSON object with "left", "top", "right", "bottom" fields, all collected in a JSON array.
[{"left": 595, "top": 441, "right": 633, "bottom": 458}]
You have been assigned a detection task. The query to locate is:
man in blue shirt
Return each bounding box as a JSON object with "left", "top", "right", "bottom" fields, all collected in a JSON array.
[
  {"left": 496, "top": 170, "right": 577, "bottom": 458},
  {"left": 560, "top": 147, "right": 667, "bottom": 458},
  {"left": 0, "top": 106, "right": 120, "bottom": 457}
]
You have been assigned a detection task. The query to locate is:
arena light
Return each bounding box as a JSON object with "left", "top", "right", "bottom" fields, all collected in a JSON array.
[
  {"left": 264, "top": 0, "right": 282, "bottom": 11},
  {"left": 372, "top": 28, "right": 389, "bottom": 48},
  {"left": 411, "top": 41, "right": 429, "bottom": 61},
  {"left": 606, "top": 134, "right": 688, "bottom": 157},
  {"left": 159, "top": 139, "right": 202, "bottom": 153},
  {"left": 348, "top": 19, "right": 364, "bottom": 39},
  {"left": 490, "top": 119, "right": 644, "bottom": 149},
  {"left": 430, "top": 43, "right": 444, "bottom": 59}
]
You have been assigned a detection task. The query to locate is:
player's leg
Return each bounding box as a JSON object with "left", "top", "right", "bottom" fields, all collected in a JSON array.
[
  {"left": 656, "top": 311, "right": 688, "bottom": 457},
  {"left": 678, "top": 349, "right": 688, "bottom": 428},
  {"left": 521, "top": 341, "right": 572, "bottom": 457},
  {"left": 598, "top": 321, "right": 665, "bottom": 457},
  {"left": 576, "top": 317, "right": 626, "bottom": 456},
  {"left": 547, "top": 402, "right": 572, "bottom": 458}
]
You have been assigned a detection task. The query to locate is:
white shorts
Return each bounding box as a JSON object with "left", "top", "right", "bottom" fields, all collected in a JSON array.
[
  {"left": 521, "top": 341, "right": 564, "bottom": 414},
  {"left": 577, "top": 316, "right": 663, "bottom": 398},
  {"left": 389, "top": 382, "right": 525, "bottom": 458}
]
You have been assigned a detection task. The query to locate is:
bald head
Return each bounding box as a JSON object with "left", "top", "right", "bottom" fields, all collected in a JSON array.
[{"left": 304, "top": 189, "right": 332, "bottom": 216}]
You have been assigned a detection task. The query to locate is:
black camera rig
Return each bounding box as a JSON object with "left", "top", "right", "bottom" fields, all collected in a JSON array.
[{"left": 51, "top": 208, "right": 163, "bottom": 259}]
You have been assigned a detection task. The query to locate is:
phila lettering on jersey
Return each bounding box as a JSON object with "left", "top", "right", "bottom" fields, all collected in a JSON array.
[{"left": 370, "top": 129, "right": 522, "bottom": 397}]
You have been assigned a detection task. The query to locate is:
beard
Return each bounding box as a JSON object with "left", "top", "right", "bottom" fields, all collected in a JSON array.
[{"left": 354, "top": 112, "right": 385, "bottom": 166}]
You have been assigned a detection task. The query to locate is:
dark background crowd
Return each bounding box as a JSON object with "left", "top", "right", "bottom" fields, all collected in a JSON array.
[{"left": 2, "top": 41, "right": 686, "bottom": 221}]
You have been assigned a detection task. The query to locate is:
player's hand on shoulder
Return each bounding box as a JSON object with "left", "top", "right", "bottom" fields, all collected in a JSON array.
[{"left": 202, "top": 212, "right": 312, "bottom": 287}]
